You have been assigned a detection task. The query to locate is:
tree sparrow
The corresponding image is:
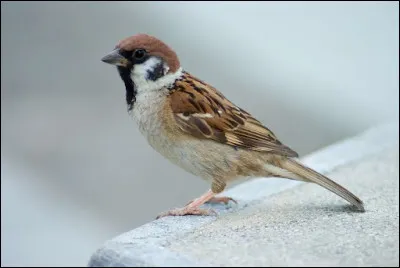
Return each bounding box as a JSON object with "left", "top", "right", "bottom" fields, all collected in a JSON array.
[{"left": 101, "top": 33, "right": 365, "bottom": 219}]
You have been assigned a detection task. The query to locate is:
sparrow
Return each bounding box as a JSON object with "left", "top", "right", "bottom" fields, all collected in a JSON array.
[{"left": 101, "top": 33, "right": 365, "bottom": 219}]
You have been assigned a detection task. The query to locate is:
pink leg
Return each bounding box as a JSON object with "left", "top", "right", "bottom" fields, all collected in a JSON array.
[
  {"left": 156, "top": 190, "right": 217, "bottom": 219},
  {"left": 185, "top": 196, "right": 238, "bottom": 206}
]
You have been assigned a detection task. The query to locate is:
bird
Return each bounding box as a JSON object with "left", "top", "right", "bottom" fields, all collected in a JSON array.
[{"left": 101, "top": 33, "right": 365, "bottom": 219}]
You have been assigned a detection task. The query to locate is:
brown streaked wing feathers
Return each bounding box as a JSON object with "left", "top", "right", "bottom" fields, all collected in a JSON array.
[{"left": 169, "top": 72, "right": 299, "bottom": 157}]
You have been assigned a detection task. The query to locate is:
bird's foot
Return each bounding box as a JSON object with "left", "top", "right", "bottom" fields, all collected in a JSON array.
[
  {"left": 185, "top": 196, "right": 237, "bottom": 206},
  {"left": 156, "top": 206, "right": 217, "bottom": 219},
  {"left": 206, "top": 196, "right": 238, "bottom": 205}
]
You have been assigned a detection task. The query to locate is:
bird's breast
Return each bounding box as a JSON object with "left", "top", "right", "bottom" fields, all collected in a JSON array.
[
  {"left": 131, "top": 90, "right": 169, "bottom": 146},
  {"left": 129, "top": 89, "right": 248, "bottom": 181}
]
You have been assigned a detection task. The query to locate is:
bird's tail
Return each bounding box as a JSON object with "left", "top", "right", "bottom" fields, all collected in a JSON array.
[{"left": 279, "top": 158, "right": 365, "bottom": 211}]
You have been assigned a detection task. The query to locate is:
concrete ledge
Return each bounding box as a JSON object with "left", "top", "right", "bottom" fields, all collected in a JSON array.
[{"left": 87, "top": 121, "right": 399, "bottom": 267}]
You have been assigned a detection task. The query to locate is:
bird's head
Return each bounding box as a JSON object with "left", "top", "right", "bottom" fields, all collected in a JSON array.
[{"left": 101, "top": 34, "right": 181, "bottom": 110}]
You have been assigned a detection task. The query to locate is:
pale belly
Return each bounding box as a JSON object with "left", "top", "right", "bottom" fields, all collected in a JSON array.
[{"left": 131, "top": 91, "right": 239, "bottom": 181}]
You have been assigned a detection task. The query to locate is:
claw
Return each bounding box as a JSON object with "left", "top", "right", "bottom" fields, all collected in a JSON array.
[
  {"left": 158, "top": 190, "right": 235, "bottom": 219},
  {"left": 186, "top": 196, "right": 237, "bottom": 206}
]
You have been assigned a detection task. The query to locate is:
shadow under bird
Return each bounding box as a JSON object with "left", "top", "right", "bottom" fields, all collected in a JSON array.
[{"left": 101, "top": 33, "right": 365, "bottom": 218}]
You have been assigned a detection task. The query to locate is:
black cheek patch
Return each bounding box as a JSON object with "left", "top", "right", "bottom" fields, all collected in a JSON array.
[{"left": 147, "top": 62, "right": 165, "bottom": 81}]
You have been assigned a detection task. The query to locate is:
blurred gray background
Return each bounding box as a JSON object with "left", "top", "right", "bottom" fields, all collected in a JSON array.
[{"left": 1, "top": 1, "right": 398, "bottom": 266}]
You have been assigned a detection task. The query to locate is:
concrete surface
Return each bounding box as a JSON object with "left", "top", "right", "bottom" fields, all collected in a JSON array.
[{"left": 87, "top": 121, "right": 399, "bottom": 267}]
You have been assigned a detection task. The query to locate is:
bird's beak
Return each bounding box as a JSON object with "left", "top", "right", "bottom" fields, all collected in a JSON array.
[{"left": 101, "top": 48, "right": 130, "bottom": 67}]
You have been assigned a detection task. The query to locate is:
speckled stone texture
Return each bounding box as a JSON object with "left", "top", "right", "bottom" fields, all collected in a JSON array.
[{"left": 88, "top": 122, "right": 399, "bottom": 267}]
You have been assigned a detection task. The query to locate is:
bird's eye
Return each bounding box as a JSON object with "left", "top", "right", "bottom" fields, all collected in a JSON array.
[{"left": 133, "top": 49, "right": 146, "bottom": 60}]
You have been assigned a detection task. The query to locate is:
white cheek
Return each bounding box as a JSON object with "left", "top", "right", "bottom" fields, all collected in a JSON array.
[
  {"left": 130, "top": 57, "right": 164, "bottom": 93},
  {"left": 132, "top": 57, "right": 162, "bottom": 78},
  {"left": 130, "top": 57, "right": 183, "bottom": 94}
]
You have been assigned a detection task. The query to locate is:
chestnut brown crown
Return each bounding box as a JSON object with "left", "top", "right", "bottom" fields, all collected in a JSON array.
[{"left": 102, "top": 33, "right": 180, "bottom": 73}]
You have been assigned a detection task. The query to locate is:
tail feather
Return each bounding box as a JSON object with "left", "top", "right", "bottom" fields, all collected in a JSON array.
[{"left": 280, "top": 158, "right": 365, "bottom": 211}]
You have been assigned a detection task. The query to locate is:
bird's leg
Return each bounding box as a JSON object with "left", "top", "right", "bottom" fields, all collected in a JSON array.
[
  {"left": 185, "top": 180, "right": 236, "bottom": 206},
  {"left": 156, "top": 181, "right": 227, "bottom": 219},
  {"left": 156, "top": 189, "right": 217, "bottom": 219},
  {"left": 207, "top": 180, "right": 237, "bottom": 204}
]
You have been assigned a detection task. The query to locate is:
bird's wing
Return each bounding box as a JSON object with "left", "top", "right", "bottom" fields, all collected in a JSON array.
[{"left": 168, "top": 72, "right": 299, "bottom": 157}]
